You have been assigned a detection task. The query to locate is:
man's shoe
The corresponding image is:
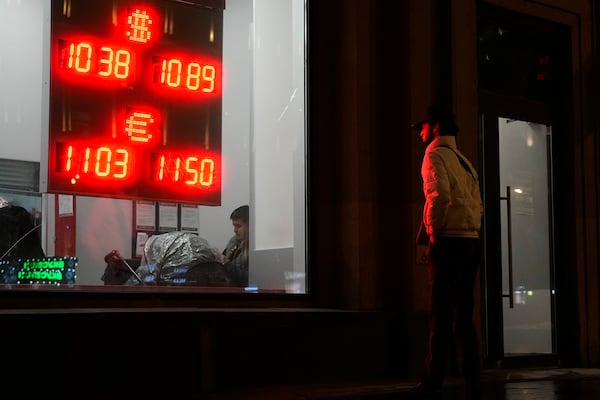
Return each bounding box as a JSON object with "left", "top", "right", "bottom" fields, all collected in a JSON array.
[
  {"left": 465, "top": 385, "right": 481, "bottom": 400},
  {"left": 409, "top": 382, "right": 442, "bottom": 399}
]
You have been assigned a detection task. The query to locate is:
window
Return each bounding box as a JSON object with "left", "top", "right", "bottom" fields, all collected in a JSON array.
[{"left": 0, "top": 0, "right": 307, "bottom": 294}]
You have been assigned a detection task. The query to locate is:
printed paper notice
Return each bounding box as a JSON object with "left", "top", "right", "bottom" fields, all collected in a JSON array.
[
  {"left": 135, "top": 200, "right": 156, "bottom": 230},
  {"left": 159, "top": 202, "right": 178, "bottom": 231},
  {"left": 58, "top": 194, "right": 73, "bottom": 216},
  {"left": 180, "top": 204, "right": 199, "bottom": 232}
]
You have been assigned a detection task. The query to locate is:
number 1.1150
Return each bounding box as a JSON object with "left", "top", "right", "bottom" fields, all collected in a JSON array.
[{"left": 150, "top": 153, "right": 216, "bottom": 186}]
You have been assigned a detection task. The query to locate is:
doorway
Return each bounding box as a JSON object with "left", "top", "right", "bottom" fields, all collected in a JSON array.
[
  {"left": 477, "top": 4, "right": 571, "bottom": 368},
  {"left": 480, "top": 110, "right": 557, "bottom": 367}
]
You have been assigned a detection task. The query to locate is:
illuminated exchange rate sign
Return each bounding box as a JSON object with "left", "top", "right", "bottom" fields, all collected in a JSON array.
[{"left": 48, "top": 0, "right": 224, "bottom": 205}]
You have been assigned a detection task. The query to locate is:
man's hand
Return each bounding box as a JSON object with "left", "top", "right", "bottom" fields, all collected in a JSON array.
[
  {"left": 416, "top": 245, "right": 429, "bottom": 265},
  {"left": 428, "top": 235, "right": 437, "bottom": 246}
]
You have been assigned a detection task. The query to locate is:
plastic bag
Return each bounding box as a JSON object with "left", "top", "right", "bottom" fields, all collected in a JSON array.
[{"left": 126, "top": 231, "right": 229, "bottom": 286}]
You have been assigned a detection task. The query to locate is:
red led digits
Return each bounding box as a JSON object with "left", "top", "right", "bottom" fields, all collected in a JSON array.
[
  {"left": 60, "top": 40, "right": 132, "bottom": 79},
  {"left": 67, "top": 42, "right": 92, "bottom": 71},
  {"left": 98, "top": 46, "right": 131, "bottom": 78},
  {"left": 154, "top": 56, "right": 217, "bottom": 92},
  {"left": 153, "top": 153, "right": 215, "bottom": 186},
  {"left": 60, "top": 144, "right": 131, "bottom": 183}
]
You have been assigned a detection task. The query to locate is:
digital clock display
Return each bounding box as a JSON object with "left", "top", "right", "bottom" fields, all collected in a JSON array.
[{"left": 48, "top": 0, "right": 224, "bottom": 205}]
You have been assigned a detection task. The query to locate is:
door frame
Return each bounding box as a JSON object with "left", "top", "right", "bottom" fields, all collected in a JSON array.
[
  {"left": 479, "top": 93, "right": 559, "bottom": 369},
  {"left": 476, "top": 0, "right": 578, "bottom": 369}
]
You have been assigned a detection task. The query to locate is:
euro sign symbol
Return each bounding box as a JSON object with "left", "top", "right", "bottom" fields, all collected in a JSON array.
[{"left": 125, "top": 111, "right": 155, "bottom": 143}]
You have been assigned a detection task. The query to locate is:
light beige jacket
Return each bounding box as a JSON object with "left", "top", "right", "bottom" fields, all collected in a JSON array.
[{"left": 421, "top": 135, "right": 483, "bottom": 239}]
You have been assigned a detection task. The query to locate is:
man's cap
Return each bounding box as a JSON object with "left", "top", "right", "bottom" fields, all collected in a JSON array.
[
  {"left": 411, "top": 104, "right": 458, "bottom": 135},
  {"left": 411, "top": 118, "right": 427, "bottom": 131}
]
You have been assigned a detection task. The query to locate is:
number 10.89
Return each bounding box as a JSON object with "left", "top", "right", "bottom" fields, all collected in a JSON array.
[{"left": 154, "top": 57, "right": 216, "bottom": 92}]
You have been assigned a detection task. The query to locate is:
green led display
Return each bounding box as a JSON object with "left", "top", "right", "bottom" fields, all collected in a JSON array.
[{"left": 0, "top": 257, "right": 77, "bottom": 285}]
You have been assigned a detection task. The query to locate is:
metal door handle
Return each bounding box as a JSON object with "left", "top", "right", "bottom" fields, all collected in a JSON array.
[{"left": 500, "top": 185, "right": 515, "bottom": 308}]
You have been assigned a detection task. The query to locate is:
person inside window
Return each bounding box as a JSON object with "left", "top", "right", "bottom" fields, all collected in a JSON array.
[{"left": 222, "top": 205, "right": 249, "bottom": 287}]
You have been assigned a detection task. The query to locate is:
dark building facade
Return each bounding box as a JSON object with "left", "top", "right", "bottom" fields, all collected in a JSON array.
[
  {"left": 1, "top": 0, "right": 599, "bottom": 396},
  {"left": 310, "top": 0, "right": 600, "bottom": 373}
]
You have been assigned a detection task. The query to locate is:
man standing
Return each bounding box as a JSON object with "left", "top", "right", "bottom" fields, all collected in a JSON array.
[{"left": 411, "top": 104, "right": 484, "bottom": 400}]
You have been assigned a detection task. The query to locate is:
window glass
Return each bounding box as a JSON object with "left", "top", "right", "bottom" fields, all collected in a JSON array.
[{"left": 0, "top": 0, "right": 307, "bottom": 294}]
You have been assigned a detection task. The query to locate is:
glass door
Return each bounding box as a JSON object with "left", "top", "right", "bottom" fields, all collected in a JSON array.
[
  {"left": 498, "top": 117, "right": 554, "bottom": 355},
  {"left": 480, "top": 112, "right": 558, "bottom": 367}
]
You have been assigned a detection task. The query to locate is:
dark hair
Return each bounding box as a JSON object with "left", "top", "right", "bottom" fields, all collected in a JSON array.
[
  {"left": 424, "top": 104, "right": 459, "bottom": 136},
  {"left": 230, "top": 205, "right": 249, "bottom": 224}
]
